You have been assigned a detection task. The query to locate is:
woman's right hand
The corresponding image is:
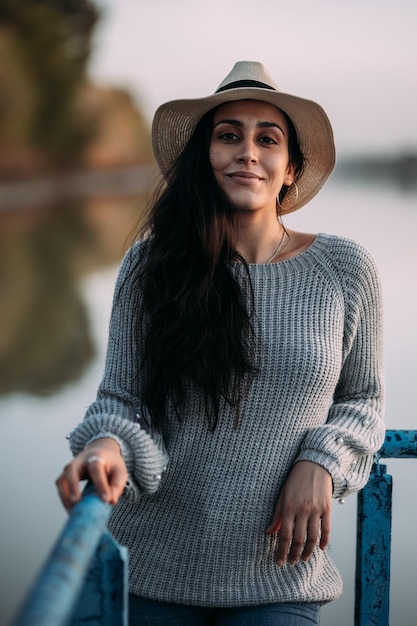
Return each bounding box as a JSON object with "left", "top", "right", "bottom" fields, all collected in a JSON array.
[{"left": 56, "top": 437, "right": 128, "bottom": 512}]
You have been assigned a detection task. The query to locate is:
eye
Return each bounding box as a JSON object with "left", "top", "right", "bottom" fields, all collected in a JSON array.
[
  {"left": 259, "top": 135, "right": 278, "bottom": 145},
  {"left": 218, "top": 131, "right": 239, "bottom": 142}
]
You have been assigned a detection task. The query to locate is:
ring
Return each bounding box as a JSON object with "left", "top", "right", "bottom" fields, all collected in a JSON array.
[{"left": 87, "top": 455, "right": 105, "bottom": 465}]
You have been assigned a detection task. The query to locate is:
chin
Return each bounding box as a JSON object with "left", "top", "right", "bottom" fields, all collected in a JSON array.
[{"left": 226, "top": 195, "right": 264, "bottom": 212}]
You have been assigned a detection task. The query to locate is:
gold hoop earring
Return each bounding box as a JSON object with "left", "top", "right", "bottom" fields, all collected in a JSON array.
[
  {"left": 292, "top": 182, "right": 299, "bottom": 204},
  {"left": 276, "top": 195, "right": 283, "bottom": 221},
  {"left": 276, "top": 194, "right": 282, "bottom": 217}
]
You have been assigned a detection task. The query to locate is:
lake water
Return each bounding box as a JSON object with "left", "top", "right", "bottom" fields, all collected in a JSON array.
[{"left": 0, "top": 178, "right": 416, "bottom": 626}]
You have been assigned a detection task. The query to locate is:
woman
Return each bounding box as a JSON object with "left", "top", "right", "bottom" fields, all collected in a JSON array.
[{"left": 56, "top": 61, "right": 385, "bottom": 625}]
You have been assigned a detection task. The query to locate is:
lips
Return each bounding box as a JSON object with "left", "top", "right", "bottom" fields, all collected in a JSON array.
[{"left": 227, "top": 171, "right": 262, "bottom": 184}]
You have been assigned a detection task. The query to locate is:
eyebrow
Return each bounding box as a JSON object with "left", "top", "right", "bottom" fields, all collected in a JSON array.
[{"left": 213, "top": 119, "right": 286, "bottom": 136}]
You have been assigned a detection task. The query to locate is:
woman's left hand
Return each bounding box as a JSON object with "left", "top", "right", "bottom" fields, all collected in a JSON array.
[{"left": 266, "top": 461, "right": 333, "bottom": 566}]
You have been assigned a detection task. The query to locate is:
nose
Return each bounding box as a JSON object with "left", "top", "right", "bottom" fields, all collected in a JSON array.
[{"left": 236, "top": 138, "right": 258, "bottom": 163}]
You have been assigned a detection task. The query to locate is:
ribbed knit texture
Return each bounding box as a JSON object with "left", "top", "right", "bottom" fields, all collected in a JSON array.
[{"left": 68, "top": 232, "right": 385, "bottom": 607}]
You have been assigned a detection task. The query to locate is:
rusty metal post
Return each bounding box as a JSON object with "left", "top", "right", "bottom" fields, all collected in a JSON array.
[{"left": 355, "top": 463, "right": 392, "bottom": 626}]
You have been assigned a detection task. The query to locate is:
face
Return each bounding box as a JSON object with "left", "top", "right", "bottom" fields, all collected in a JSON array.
[{"left": 209, "top": 100, "right": 295, "bottom": 214}]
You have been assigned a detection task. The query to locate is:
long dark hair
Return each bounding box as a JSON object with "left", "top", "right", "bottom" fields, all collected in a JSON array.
[{"left": 131, "top": 105, "right": 304, "bottom": 431}]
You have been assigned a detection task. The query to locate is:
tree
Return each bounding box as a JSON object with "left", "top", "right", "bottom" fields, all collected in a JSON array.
[{"left": 0, "top": 0, "right": 99, "bottom": 167}]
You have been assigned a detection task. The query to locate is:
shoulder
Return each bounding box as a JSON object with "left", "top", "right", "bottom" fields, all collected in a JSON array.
[
  {"left": 112, "top": 239, "right": 151, "bottom": 300},
  {"left": 315, "top": 233, "right": 380, "bottom": 284},
  {"left": 122, "top": 239, "right": 150, "bottom": 266},
  {"left": 118, "top": 239, "right": 151, "bottom": 276},
  {"left": 317, "top": 232, "right": 375, "bottom": 261},
  {"left": 312, "top": 235, "right": 383, "bottom": 318}
]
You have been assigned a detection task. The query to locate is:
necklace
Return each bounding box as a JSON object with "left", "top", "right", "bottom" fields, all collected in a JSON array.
[{"left": 265, "top": 229, "right": 288, "bottom": 263}]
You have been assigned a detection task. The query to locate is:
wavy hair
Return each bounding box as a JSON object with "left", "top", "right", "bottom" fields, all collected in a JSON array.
[{"left": 130, "top": 106, "right": 304, "bottom": 431}]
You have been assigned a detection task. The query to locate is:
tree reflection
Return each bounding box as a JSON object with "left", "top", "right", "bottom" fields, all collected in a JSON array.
[
  {"left": 0, "top": 1, "right": 153, "bottom": 396},
  {"left": 0, "top": 201, "right": 96, "bottom": 396}
]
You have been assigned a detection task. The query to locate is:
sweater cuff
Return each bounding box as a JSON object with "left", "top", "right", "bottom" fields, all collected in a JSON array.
[{"left": 68, "top": 414, "right": 168, "bottom": 494}]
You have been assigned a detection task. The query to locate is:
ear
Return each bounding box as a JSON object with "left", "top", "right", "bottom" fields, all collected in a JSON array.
[{"left": 283, "top": 163, "right": 295, "bottom": 187}]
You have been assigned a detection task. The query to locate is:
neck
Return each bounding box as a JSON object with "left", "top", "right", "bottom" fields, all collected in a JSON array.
[{"left": 235, "top": 211, "right": 287, "bottom": 264}]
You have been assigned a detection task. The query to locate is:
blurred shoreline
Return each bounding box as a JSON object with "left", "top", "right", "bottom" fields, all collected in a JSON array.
[
  {"left": 1, "top": 153, "right": 415, "bottom": 214},
  {"left": 0, "top": 164, "right": 158, "bottom": 212},
  {"left": 334, "top": 152, "right": 417, "bottom": 191}
]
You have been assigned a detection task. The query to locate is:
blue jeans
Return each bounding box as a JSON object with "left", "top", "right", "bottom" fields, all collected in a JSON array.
[{"left": 129, "top": 594, "right": 320, "bottom": 625}]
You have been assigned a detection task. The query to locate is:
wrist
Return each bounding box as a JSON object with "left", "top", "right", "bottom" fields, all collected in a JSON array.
[{"left": 85, "top": 437, "right": 122, "bottom": 456}]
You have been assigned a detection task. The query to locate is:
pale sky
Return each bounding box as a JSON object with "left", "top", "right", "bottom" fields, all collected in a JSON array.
[{"left": 90, "top": 0, "right": 417, "bottom": 155}]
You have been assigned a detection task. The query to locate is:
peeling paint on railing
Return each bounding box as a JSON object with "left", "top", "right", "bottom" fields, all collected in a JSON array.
[
  {"left": 12, "top": 485, "right": 127, "bottom": 626},
  {"left": 12, "top": 430, "right": 417, "bottom": 626},
  {"left": 355, "top": 430, "right": 417, "bottom": 626}
]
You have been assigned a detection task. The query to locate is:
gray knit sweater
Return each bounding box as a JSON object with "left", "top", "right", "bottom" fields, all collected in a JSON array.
[{"left": 69, "top": 233, "right": 385, "bottom": 607}]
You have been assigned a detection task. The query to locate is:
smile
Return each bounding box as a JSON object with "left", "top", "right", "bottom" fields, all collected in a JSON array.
[{"left": 227, "top": 172, "right": 262, "bottom": 185}]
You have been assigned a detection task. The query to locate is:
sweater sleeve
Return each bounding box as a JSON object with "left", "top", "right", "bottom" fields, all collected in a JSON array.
[
  {"left": 68, "top": 243, "right": 168, "bottom": 501},
  {"left": 295, "top": 240, "right": 385, "bottom": 499}
]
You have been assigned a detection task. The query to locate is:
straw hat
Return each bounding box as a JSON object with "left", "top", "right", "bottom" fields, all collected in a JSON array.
[{"left": 152, "top": 61, "right": 335, "bottom": 213}]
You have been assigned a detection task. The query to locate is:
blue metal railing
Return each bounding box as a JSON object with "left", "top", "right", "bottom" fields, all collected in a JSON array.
[
  {"left": 12, "top": 430, "right": 417, "bottom": 625},
  {"left": 12, "top": 484, "right": 128, "bottom": 626},
  {"left": 355, "top": 430, "right": 417, "bottom": 625}
]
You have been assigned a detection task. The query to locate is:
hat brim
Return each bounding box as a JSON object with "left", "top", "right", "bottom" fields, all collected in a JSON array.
[{"left": 152, "top": 87, "right": 335, "bottom": 213}]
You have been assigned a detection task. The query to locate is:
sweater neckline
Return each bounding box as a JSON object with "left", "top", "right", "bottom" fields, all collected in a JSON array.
[{"left": 231, "top": 233, "right": 329, "bottom": 275}]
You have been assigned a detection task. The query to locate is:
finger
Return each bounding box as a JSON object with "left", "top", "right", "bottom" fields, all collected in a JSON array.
[
  {"left": 319, "top": 511, "right": 332, "bottom": 550},
  {"left": 287, "top": 517, "right": 308, "bottom": 565},
  {"left": 85, "top": 457, "right": 113, "bottom": 502},
  {"left": 55, "top": 460, "right": 86, "bottom": 512},
  {"left": 266, "top": 518, "right": 281, "bottom": 535},
  {"left": 301, "top": 516, "right": 320, "bottom": 562},
  {"left": 275, "top": 518, "right": 295, "bottom": 566},
  {"left": 58, "top": 460, "right": 86, "bottom": 507},
  {"left": 108, "top": 464, "right": 128, "bottom": 505},
  {"left": 55, "top": 474, "right": 74, "bottom": 513},
  {"left": 266, "top": 498, "right": 283, "bottom": 535}
]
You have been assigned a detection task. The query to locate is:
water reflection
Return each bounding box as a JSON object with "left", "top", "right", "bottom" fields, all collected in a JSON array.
[
  {"left": 0, "top": 179, "right": 416, "bottom": 626},
  {"left": 0, "top": 194, "right": 144, "bottom": 397}
]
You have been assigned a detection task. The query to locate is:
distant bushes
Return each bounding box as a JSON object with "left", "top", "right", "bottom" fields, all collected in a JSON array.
[
  {"left": 335, "top": 153, "right": 417, "bottom": 191},
  {"left": 0, "top": 0, "right": 99, "bottom": 176}
]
